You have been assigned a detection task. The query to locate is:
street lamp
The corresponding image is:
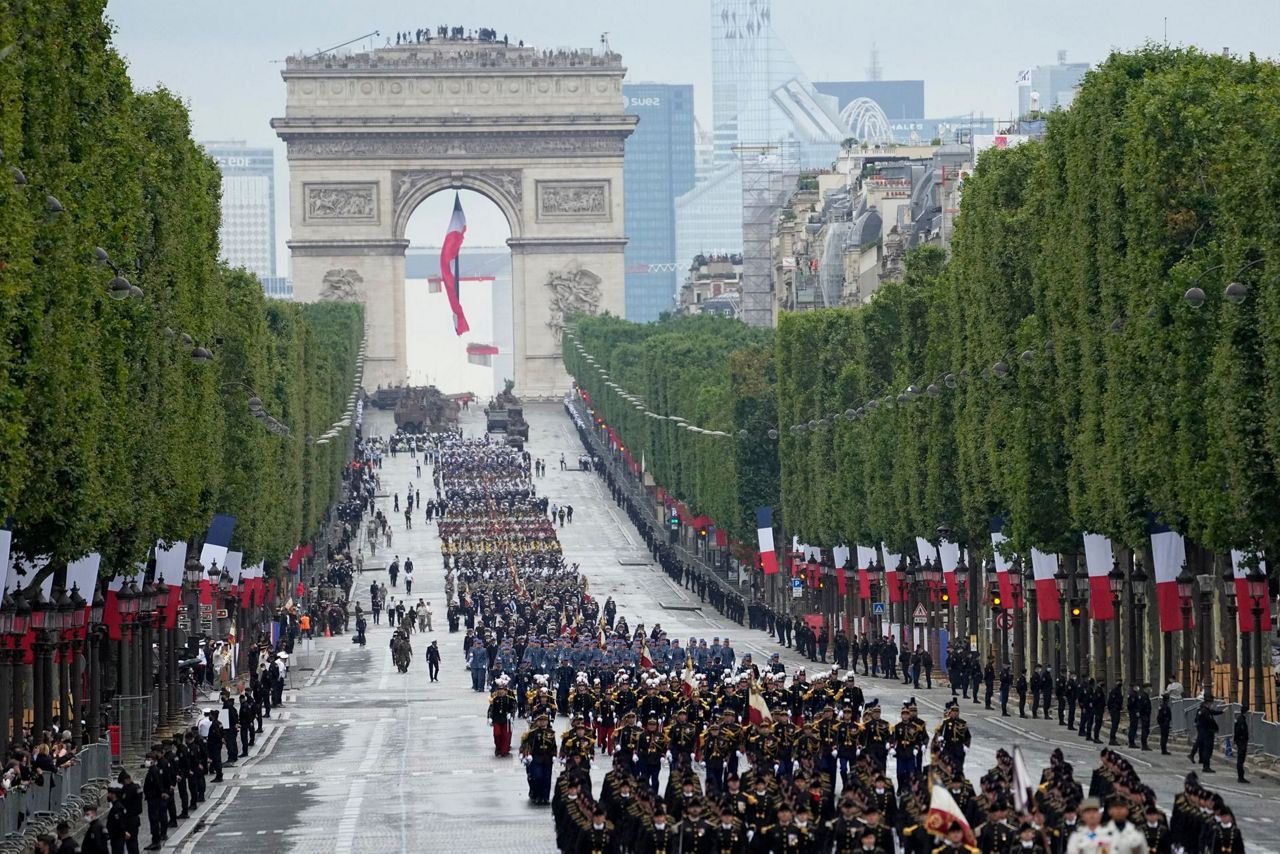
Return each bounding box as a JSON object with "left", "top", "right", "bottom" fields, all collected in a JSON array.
[
  {"left": 1108, "top": 565, "right": 1124, "bottom": 686},
  {"left": 1246, "top": 568, "right": 1267, "bottom": 713},
  {"left": 954, "top": 555, "right": 970, "bottom": 644},
  {"left": 1176, "top": 565, "right": 1196, "bottom": 691}
]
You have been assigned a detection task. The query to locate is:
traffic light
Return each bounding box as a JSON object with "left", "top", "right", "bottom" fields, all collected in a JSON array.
[
  {"left": 1070, "top": 606, "right": 1082, "bottom": 619},
  {"left": 941, "top": 592, "right": 950, "bottom": 604},
  {"left": 991, "top": 594, "right": 1002, "bottom": 610},
  {"left": 698, "top": 526, "right": 708, "bottom": 540}
]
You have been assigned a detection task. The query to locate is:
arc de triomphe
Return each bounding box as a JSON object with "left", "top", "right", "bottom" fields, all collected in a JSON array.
[{"left": 272, "top": 40, "right": 636, "bottom": 398}]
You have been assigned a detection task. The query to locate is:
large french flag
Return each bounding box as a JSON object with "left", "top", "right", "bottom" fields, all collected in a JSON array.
[
  {"left": 439, "top": 193, "right": 471, "bottom": 335},
  {"left": 199, "top": 515, "right": 237, "bottom": 617},
  {"left": 883, "top": 543, "right": 903, "bottom": 603},
  {"left": 990, "top": 519, "right": 1014, "bottom": 607},
  {"left": 1231, "top": 551, "right": 1271, "bottom": 633},
  {"left": 1150, "top": 518, "right": 1189, "bottom": 632},
  {"left": 155, "top": 541, "right": 187, "bottom": 629},
  {"left": 756, "top": 507, "right": 778, "bottom": 575},
  {"left": 1031, "top": 549, "right": 1060, "bottom": 621},
  {"left": 856, "top": 545, "right": 877, "bottom": 599},
  {"left": 1082, "top": 533, "right": 1115, "bottom": 621}
]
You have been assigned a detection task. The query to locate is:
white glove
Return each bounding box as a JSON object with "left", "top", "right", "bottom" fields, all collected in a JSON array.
[
  {"left": 633, "top": 753, "right": 639, "bottom": 763},
  {"left": 830, "top": 749, "right": 837, "bottom": 757},
  {"left": 522, "top": 756, "right": 531, "bottom": 766}
]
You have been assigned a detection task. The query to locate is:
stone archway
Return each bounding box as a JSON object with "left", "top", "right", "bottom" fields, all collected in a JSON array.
[{"left": 273, "top": 39, "right": 636, "bottom": 398}]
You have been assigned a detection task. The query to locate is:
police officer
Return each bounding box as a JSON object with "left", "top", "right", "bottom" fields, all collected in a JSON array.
[
  {"left": 1233, "top": 710, "right": 1249, "bottom": 783},
  {"left": 1157, "top": 693, "right": 1173, "bottom": 755}
]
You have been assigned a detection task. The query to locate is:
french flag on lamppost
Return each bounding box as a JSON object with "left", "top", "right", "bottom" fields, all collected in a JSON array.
[
  {"left": 1082, "top": 533, "right": 1115, "bottom": 621},
  {"left": 756, "top": 507, "right": 778, "bottom": 575},
  {"left": 883, "top": 543, "right": 903, "bottom": 603},
  {"left": 856, "top": 545, "right": 876, "bottom": 599},
  {"left": 990, "top": 518, "right": 1015, "bottom": 607},
  {"left": 439, "top": 193, "right": 471, "bottom": 336},
  {"left": 155, "top": 541, "right": 187, "bottom": 629},
  {"left": 832, "top": 546, "right": 850, "bottom": 596},
  {"left": 1231, "top": 551, "right": 1271, "bottom": 633},
  {"left": 939, "top": 540, "right": 961, "bottom": 606},
  {"left": 199, "top": 515, "right": 237, "bottom": 614},
  {"left": 1031, "top": 549, "right": 1061, "bottom": 622},
  {"left": 1149, "top": 517, "right": 1190, "bottom": 632}
]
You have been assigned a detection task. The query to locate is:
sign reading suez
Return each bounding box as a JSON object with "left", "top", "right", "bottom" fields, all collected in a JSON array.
[{"left": 626, "top": 96, "right": 662, "bottom": 108}]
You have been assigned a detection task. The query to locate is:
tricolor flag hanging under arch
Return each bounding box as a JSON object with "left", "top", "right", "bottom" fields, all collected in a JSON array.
[
  {"left": 439, "top": 193, "right": 471, "bottom": 335},
  {"left": 756, "top": 507, "right": 778, "bottom": 575}
]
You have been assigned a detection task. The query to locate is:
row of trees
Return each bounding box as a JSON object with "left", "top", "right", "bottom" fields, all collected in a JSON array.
[
  {"left": 779, "top": 46, "right": 1280, "bottom": 560},
  {"left": 0, "top": 1, "right": 362, "bottom": 581},
  {"left": 572, "top": 48, "right": 1280, "bottom": 572},
  {"left": 564, "top": 315, "right": 776, "bottom": 548}
]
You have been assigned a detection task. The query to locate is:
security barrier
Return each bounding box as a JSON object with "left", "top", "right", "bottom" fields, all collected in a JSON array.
[{"left": 0, "top": 742, "right": 110, "bottom": 851}]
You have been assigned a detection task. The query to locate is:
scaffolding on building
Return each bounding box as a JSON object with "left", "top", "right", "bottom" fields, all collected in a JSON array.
[{"left": 735, "top": 144, "right": 797, "bottom": 328}]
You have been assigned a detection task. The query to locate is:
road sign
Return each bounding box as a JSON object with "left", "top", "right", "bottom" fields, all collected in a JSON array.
[
  {"left": 995, "top": 611, "right": 1013, "bottom": 630},
  {"left": 791, "top": 577, "right": 803, "bottom": 598},
  {"left": 872, "top": 602, "right": 886, "bottom": 615},
  {"left": 912, "top": 604, "right": 928, "bottom": 619}
]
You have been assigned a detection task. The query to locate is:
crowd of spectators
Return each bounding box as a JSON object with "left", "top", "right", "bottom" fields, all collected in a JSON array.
[
  {"left": 393, "top": 25, "right": 515, "bottom": 46},
  {"left": 2, "top": 728, "right": 82, "bottom": 798}
]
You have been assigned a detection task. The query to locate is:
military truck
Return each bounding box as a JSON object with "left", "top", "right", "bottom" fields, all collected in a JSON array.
[
  {"left": 394, "top": 385, "right": 460, "bottom": 433},
  {"left": 485, "top": 380, "right": 529, "bottom": 442}
]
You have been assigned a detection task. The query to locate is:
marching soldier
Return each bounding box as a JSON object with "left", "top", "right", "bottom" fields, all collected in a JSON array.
[
  {"left": 859, "top": 700, "right": 890, "bottom": 773},
  {"left": 519, "top": 712, "right": 558, "bottom": 805},
  {"left": 934, "top": 700, "right": 971, "bottom": 776},
  {"left": 892, "top": 700, "right": 927, "bottom": 790},
  {"left": 487, "top": 676, "right": 518, "bottom": 757}
]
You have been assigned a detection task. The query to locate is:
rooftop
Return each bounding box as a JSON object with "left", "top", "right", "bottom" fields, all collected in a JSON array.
[{"left": 284, "top": 40, "right": 623, "bottom": 73}]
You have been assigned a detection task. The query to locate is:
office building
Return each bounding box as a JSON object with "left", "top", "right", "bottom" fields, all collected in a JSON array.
[
  {"left": 623, "top": 83, "right": 696, "bottom": 322},
  {"left": 1017, "top": 51, "right": 1089, "bottom": 118},
  {"left": 203, "top": 141, "right": 277, "bottom": 282}
]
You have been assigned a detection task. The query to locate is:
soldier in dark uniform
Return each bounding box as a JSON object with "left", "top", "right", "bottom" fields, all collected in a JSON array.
[
  {"left": 1015, "top": 671, "right": 1028, "bottom": 718},
  {"left": 636, "top": 716, "right": 668, "bottom": 793},
  {"left": 1142, "top": 803, "right": 1172, "bottom": 854},
  {"left": 574, "top": 806, "right": 615, "bottom": 854},
  {"left": 1029, "top": 667, "right": 1044, "bottom": 719},
  {"left": 520, "top": 712, "right": 558, "bottom": 805},
  {"left": 1137, "top": 685, "right": 1153, "bottom": 750},
  {"left": 892, "top": 701, "right": 926, "bottom": 790},
  {"left": 825, "top": 797, "right": 864, "bottom": 852},
  {"left": 141, "top": 751, "right": 167, "bottom": 851},
  {"left": 859, "top": 700, "right": 890, "bottom": 774},
  {"left": 975, "top": 796, "right": 1017, "bottom": 853},
  {"left": 676, "top": 798, "right": 712, "bottom": 852},
  {"left": 1208, "top": 805, "right": 1245, "bottom": 854},
  {"left": 710, "top": 803, "right": 748, "bottom": 854},
  {"left": 636, "top": 806, "right": 679, "bottom": 854},
  {"left": 934, "top": 700, "right": 971, "bottom": 776}
]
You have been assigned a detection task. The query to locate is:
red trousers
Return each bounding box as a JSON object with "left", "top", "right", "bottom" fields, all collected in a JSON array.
[
  {"left": 596, "top": 724, "right": 614, "bottom": 753},
  {"left": 493, "top": 723, "right": 512, "bottom": 755}
]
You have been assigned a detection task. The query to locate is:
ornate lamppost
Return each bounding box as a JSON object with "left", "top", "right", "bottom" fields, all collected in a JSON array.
[
  {"left": 919, "top": 557, "right": 941, "bottom": 658},
  {"left": 1053, "top": 568, "right": 1068, "bottom": 675},
  {"left": 27, "top": 585, "right": 53, "bottom": 737},
  {"left": 954, "top": 554, "right": 970, "bottom": 649},
  {"left": 7, "top": 592, "right": 31, "bottom": 742},
  {"left": 896, "top": 557, "right": 912, "bottom": 651},
  {"left": 1195, "top": 573, "right": 1215, "bottom": 701},
  {"left": 1223, "top": 580, "right": 1238, "bottom": 705},
  {"left": 67, "top": 585, "right": 86, "bottom": 744},
  {"left": 52, "top": 586, "right": 74, "bottom": 738},
  {"left": 1246, "top": 568, "right": 1267, "bottom": 714},
  {"left": 1108, "top": 565, "right": 1124, "bottom": 687},
  {"left": 1175, "top": 566, "right": 1196, "bottom": 691},
  {"left": 87, "top": 584, "right": 106, "bottom": 742},
  {"left": 117, "top": 579, "right": 139, "bottom": 699},
  {"left": 1130, "top": 560, "right": 1148, "bottom": 688}
]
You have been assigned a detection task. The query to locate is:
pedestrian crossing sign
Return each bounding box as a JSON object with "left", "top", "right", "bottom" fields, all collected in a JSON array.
[{"left": 872, "top": 602, "right": 886, "bottom": 614}]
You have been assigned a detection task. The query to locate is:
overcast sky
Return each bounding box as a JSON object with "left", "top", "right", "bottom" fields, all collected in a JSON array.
[{"left": 105, "top": 0, "right": 1280, "bottom": 270}]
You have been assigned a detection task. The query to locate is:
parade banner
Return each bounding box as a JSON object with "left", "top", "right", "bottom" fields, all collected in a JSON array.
[
  {"left": 925, "top": 784, "right": 976, "bottom": 846},
  {"left": 832, "top": 545, "right": 850, "bottom": 596},
  {"left": 1031, "top": 549, "right": 1060, "bottom": 622},
  {"left": 1082, "top": 533, "right": 1115, "bottom": 620},
  {"left": 747, "top": 682, "right": 774, "bottom": 724},
  {"left": 1231, "top": 551, "right": 1272, "bottom": 633},
  {"left": 1150, "top": 518, "right": 1189, "bottom": 632}
]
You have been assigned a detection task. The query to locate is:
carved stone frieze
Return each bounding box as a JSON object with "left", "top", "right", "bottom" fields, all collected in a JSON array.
[
  {"left": 392, "top": 168, "right": 522, "bottom": 210},
  {"left": 537, "top": 181, "right": 608, "bottom": 219},
  {"left": 304, "top": 183, "right": 378, "bottom": 222},
  {"left": 283, "top": 132, "right": 625, "bottom": 160},
  {"left": 545, "top": 262, "right": 602, "bottom": 343},
  {"left": 319, "top": 268, "right": 364, "bottom": 302}
]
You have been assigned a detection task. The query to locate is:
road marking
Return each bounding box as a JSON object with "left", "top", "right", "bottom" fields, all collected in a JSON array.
[{"left": 177, "top": 785, "right": 239, "bottom": 854}]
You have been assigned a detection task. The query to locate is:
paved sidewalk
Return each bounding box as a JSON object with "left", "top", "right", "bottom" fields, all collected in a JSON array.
[{"left": 167, "top": 403, "right": 1280, "bottom": 854}]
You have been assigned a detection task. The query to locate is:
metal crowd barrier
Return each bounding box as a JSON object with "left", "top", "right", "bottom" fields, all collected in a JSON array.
[
  {"left": 0, "top": 742, "right": 111, "bottom": 851},
  {"left": 114, "top": 694, "right": 154, "bottom": 760}
]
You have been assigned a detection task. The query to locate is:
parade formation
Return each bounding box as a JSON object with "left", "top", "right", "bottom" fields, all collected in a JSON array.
[{"left": 390, "top": 412, "right": 1255, "bottom": 854}]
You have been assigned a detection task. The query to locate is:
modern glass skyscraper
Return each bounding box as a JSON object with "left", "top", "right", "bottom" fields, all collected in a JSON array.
[
  {"left": 203, "top": 141, "right": 277, "bottom": 282},
  {"left": 676, "top": 0, "right": 845, "bottom": 276},
  {"left": 623, "top": 84, "right": 696, "bottom": 322}
]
